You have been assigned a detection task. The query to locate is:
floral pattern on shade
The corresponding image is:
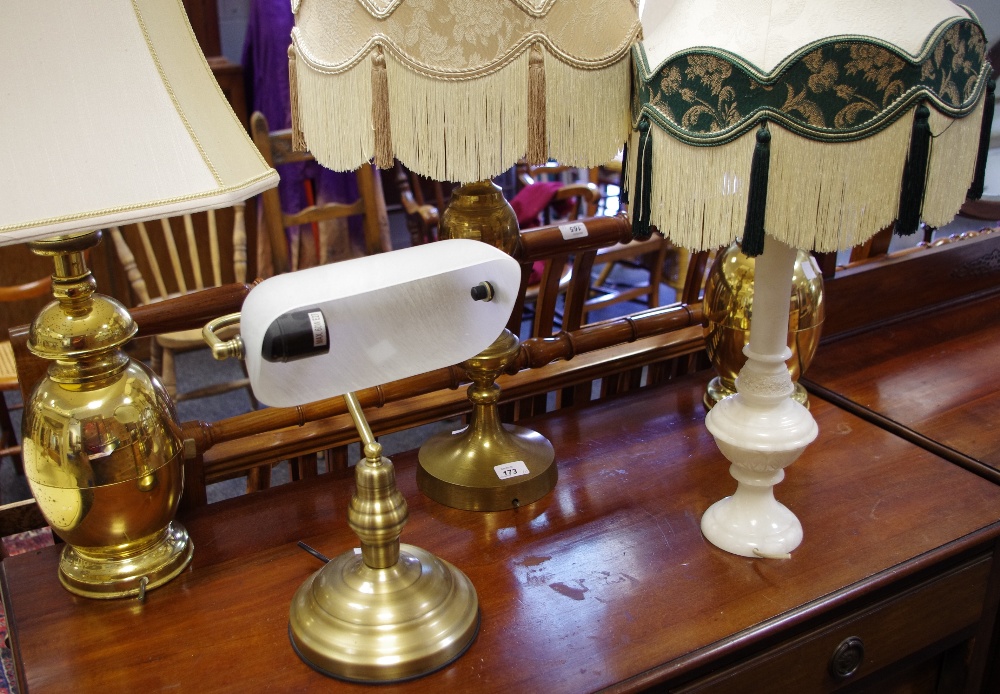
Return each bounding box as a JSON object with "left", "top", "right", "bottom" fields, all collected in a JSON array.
[{"left": 634, "top": 18, "right": 989, "bottom": 144}]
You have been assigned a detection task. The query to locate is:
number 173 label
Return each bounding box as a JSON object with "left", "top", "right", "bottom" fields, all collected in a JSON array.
[{"left": 494, "top": 461, "right": 530, "bottom": 479}]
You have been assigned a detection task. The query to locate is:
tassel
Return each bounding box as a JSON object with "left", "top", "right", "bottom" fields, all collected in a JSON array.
[
  {"left": 371, "top": 45, "right": 393, "bottom": 169},
  {"left": 288, "top": 46, "right": 306, "bottom": 152},
  {"left": 968, "top": 78, "right": 996, "bottom": 200},
  {"left": 631, "top": 118, "right": 653, "bottom": 240},
  {"left": 741, "top": 121, "right": 770, "bottom": 257},
  {"left": 895, "top": 102, "right": 931, "bottom": 235},
  {"left": 620, "top": 137, "right": 630, "bottom": 207},
  {"left": 527, "top": 42, "right": 547, "bottom": 165}
]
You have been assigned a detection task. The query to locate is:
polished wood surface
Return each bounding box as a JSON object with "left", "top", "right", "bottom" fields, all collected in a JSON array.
[
  {"left": 4, "top": 375, "right": 999, "bottom": 692},
  {"left": 806, "top": 292, "right": 1000, "bottom": 480},
  {"left": 820, "top": 229, "right": 1000, "bottom": 340}
]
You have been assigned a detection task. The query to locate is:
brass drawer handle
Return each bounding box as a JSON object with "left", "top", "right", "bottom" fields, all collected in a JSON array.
[{"left": 829, "top": 636, "right": 865, "bottom": 680}]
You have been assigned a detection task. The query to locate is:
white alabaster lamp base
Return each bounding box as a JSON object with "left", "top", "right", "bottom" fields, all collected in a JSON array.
[{"left": 701, "top": 236, "right": 818, "bottom": 558}]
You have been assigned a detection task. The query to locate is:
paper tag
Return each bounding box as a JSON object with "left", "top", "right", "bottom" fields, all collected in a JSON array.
[
  {"left": 494, "top": 461, "right": 530, "bottom": 480},
  {"left": 558, "top": 222, "right": 588, "bottom": 240},
  {"left": 307, "top": 311, "right": 327, "bottom": 347}
]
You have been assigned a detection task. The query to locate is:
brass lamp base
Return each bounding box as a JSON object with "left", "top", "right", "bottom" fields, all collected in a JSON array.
[
  {"left": 417, "top": 329, "right": 556, "bottom": 511},
  {"left": 418, "top": 424, "right": 555, "bottom": 511},
  {"left": 59, "top": 521, "right": 193, "bottom": 599},
  {"left": 23, "top": 231, "right": 192, "bottom": 600},
  {"left": 289, "top": 543, "right": 479, "bottom": 683},
  {"left": 704, "top": 376, "right": 809, "bottom": 410},
  {"left": 289, "top": 393, "right": 479, "bottom": 682}
]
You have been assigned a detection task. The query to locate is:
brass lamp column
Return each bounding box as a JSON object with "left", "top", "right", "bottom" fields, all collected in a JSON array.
[
  {"left": 22, "top": 231, "right": 192, "bottom": 598},
  {"left": 417, "top": 182, "right": 556, "bottom": 511}
]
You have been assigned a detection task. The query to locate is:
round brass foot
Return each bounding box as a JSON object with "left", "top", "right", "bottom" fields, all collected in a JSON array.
[
  {"left": 418, "top": 423, "right": 556, "bottom": 511},
  {"left": 58, "top": 521, "right": 193, "bottom": 599},
  {"left": 289, "top": 543, "right": 480, "bottom": 683},
  {"left": 704, "top": 376, "right": 809, "bottom": 410}
]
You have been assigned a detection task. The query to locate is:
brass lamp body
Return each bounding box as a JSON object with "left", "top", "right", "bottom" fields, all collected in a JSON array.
[
  {"left": 21, "top": 231, "right": 192, "bottom": 599},
  {"left": 417, "top": 181, "right": 557, "bottom": 511},
  {"left": 702, "top": 241, "right": 824, "bottom": 409}
]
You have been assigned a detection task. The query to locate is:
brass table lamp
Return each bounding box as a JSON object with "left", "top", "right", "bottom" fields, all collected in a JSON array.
[
  {"left": 204, "top": 238, "right": 522, "bottom": 680},
  {"left": 627, "top": 0, "right": 993, "bottom": 558},
  {"left": 286, "top": 0, "right": 641, "bottom": 511},
  {"left": 0, "top": 0, "right": 278, "bottom": 597}
]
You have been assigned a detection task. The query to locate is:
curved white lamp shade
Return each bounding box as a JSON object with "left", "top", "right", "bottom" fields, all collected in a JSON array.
[{"left": 242, "top": 239, "right": 521, "bottom": 408}]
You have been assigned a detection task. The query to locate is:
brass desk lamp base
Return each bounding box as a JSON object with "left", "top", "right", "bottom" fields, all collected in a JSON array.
[
  {"left": 289, "top": 543, "right": 479, "bottom": 683},
  {"left": 417, "top": 418, "right": 556, "bottom": 512},
  {"left": 417, "top": 329, "right": 556, "bottom": 511},
  {"left": 289, "top": 393, "right": 479, "bottom": 682},
  {"left": 59, "top": 521, "right": 193, "bottom": 599}
]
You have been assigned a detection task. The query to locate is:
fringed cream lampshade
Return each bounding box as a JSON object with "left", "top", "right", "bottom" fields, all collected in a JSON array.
[
  {"left": 625, "top": 0, "right": 993, "bottom": 558},
  {"left": 0, "top": 0, "right": 278, "bottom": 599},
  {"left": 287, "top": 0, "right": 640, "bottom": 181}
]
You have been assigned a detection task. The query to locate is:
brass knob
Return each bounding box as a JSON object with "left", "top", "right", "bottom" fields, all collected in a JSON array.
[{"left": 829, "top": 636, "right": 865, "bottom": 680}]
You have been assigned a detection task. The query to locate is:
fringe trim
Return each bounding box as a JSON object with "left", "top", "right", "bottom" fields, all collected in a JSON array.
[
  {"left": 923, "top": 96, "right": 986, "bottom": 228},
  {"left": 527, "top": 42, "right": 547, "bottom": 165},
  {"left": 293, "top": 43, "right": 630, "bottom": 181},
  {"left": 640, "top": 127, "right": 756, "bottom": 251},
  {"left": 387, "top": 50, "right": 528, "bottom": 182},
  {"left": 288, "top": 46, "right": 305, "bottom": 152},
  {"left": 544, "top": 52, "right": 631, "bottom": 169},
  {"left": 634, "top": 115, "right": 916, "bottom": 252},
  {"left": 291, "top": 45, "right": 374, "bottom": 171},
  {"left": 371, "top": 46, "right": 393, "bottom": 169}
]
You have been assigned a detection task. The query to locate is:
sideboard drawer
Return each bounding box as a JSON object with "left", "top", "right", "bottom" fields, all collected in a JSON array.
[{"left": 676, "top": 555, "right": 993, "bottom": 693}]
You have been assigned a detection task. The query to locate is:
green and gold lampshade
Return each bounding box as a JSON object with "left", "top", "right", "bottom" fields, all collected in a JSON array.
[{"left": 627, "top": 0, "right": 993, "bottom": 255}]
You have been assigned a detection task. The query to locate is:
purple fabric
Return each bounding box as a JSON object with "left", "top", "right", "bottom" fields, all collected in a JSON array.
[{"left": 241, "top": 0, "right": 358, "bottom": 216}]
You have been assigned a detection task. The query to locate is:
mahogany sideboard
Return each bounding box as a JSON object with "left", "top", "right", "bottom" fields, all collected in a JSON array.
[{"left": 3, "top": 373, "right": 999, "bottom": 693}]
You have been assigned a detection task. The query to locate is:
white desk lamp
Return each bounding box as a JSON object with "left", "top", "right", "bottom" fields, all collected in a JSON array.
[{"left": 205, "top": 238, "right": 521, "bottom": 681}]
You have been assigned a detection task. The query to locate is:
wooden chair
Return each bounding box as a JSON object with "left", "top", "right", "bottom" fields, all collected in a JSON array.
[
  {"left": 109, "top": 204, "right": 257, "bottom": 406},
  {"left": 0, "top": 275, "right": 51, "bottom": 473},
  {"left": 393, "top": 163, "right": 462, "bottom": 246},
  {"left": 250, "top": 111, "right": 389, "bottom": 275},
  {"left": 517, "top": 161, "right": 673, "bottom": 323}
]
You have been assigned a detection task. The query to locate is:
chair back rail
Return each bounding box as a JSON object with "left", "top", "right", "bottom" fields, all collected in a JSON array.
[{"left": 250, "top": 111, "right": 387, "bottom": 274}]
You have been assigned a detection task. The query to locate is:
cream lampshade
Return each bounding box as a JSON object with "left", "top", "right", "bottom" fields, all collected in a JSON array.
[
  {"left": 0, "top": 0, "right": 278, "bottom": 598},
  {"left": 626, "top": 0, "right": 993, "bottom": 558},
  {"left": 287, "top": 0, "right": 641, "bottom": 512}
]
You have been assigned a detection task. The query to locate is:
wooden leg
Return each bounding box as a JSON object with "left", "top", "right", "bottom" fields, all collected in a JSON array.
[{"left": 160, "top": 345, "right": 177, "bottom": 399}]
